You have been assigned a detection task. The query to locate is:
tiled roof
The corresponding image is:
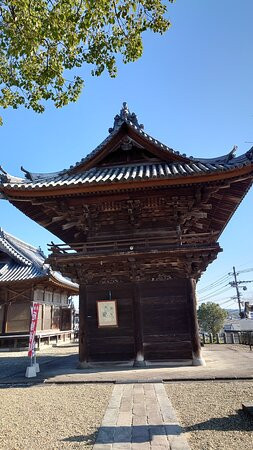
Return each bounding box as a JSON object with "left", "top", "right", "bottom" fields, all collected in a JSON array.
[
  {"left": 0, "top": 229, "right": 78, "bottom": 288},
  {"left": 1, "top": 158, "right": 253, "bottom": 191},
  {"left": 0, "top": 229, "right": 45, "bottom": 267},
  {"left": 0, "top": 260, "right": 44, "bottom": 283},
  {"left": 0, "top": 103, "right": 253, "bottom": 191}
]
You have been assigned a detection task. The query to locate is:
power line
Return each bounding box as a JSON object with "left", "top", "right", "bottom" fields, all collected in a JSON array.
[
  {"left": 198, "top": 298, "right": 236, "bottom": 309},
  {"left": 198, "top": 267, "right": 253, "bottom": 294},
  {"left": 198, "top": 274, "right": 231, "bottom": 294},
  {"left": 219, "top": 298, "right": 237, "bottom": 306},
  {"left": 198, "top": 266, "right": 253, "bottom": 295},
  {"left": 199, "top": 288, "right": 230, "bottom": 302},
  {"left": 237, "top": 268, "right": 253, "bottom": 275},
  {"left": 198, "top": 273, "right": 230, "bottom": 291},
  {"left": 198, "top": 267, "right": 253, "bottom": 308},
  {"left": 199, "top": 285, "right": 231, "bottom": 302},
  {"left": 198, "top": 281, "right": 230, "bottom": 295},
  {"left": 223, "top": 303, "right": 237, "bottom": 309},
  {"left": 198, "top": 280, "right": 231, "bottom": 296}
]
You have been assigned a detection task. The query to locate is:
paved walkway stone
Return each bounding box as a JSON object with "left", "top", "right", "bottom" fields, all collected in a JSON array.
[{"left": 93, "top": 383, "right": 190, "bottom": 450}]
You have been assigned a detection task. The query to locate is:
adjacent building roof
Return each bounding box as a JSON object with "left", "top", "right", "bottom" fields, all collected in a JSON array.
[
  {"left": 0, "top": 228, "right": 78, "bottom": 289},
  {"left": 1, "top": 103, "right": 253, "bottom": 193}
]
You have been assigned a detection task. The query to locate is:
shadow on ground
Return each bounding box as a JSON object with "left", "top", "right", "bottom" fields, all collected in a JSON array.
[
  {"left": 184, "top": 412, "right": 253, "bottom": 432},
  {"left": 63, "top": 424, "right": 182, "bottom": 444},
  {"left": 0, "top": 353, "right": 79, "bottom": 384},
  {"left": 62, "top": 412, "right": 253, "bottom": 446}
]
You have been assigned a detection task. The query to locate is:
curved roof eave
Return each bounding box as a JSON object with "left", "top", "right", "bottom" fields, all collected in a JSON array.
[
  {"left": 1, "top": 161, "right": 253, "bottom": 199},
  {"left": 49, "top": 269, "right": 79, "bottom": 291},
  {"left": 192, "top": 145, "right": 238, "bottom": 164},
  {"left": 0, "top": 103, "right": 253, "bottom": 188}
]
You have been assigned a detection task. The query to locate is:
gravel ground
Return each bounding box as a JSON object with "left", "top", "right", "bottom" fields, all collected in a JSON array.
[
  {"left": 0, "top": 383, "right": 113, "bottom": 450},
  {"left": 165, "top": 381, "right": 253, "bottom": 450}
]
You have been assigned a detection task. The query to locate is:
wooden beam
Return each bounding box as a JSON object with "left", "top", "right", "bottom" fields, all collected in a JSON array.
[{"left": 7, "top": 287, "right": 31, "bottom": 302}]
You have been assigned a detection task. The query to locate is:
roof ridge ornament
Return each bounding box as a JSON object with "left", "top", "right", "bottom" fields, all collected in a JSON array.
[
  {"left": 246, "top": 146, "right": 253, "bottom": 161},
  {"left": 225, "top": 145, "right": 237, "bottom": 163},
  {"left": 21, "top": 166, "right": 33, "bottom": 181},
  {"left": 109, "top": 102, "right": 144, "bottom": 133},
  {"left": 0, "top": 166, "right": 11, "bottom": 183}
]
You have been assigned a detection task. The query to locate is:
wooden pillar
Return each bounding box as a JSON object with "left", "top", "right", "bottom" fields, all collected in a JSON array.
[
  {"left": 187, "top": 278, "right": 205, "bottom": 366},
  {"left": 2, "top": 303, "right": 8, "bottom": 334},
  {"left": 132, "top": 283, "right": 145, "bottom": 366},
  {"left": 3, "top": 289, "right": 9, "bottom": 334},
  {"left": 79, "top": 283, "right": 89, "bottom": 368},
  {"left": 42, "top": 304, "right": 45, "bottom": 331}
]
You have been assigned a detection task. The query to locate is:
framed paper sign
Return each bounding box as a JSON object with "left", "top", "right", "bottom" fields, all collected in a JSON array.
[{"left": 97, "top": 300, "right": 118, "bottom": 328}]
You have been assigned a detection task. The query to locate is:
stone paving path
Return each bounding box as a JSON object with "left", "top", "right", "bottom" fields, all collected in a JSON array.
[{"left": 93, "top": 382, "right": 190, "bottom": 450}]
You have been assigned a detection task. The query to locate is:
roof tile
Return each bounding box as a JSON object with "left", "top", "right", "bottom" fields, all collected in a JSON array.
[{"left": 0, "top": 229, "right": 78, "bottom": 288}]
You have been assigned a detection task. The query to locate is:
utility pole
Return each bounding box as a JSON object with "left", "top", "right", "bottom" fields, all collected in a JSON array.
[
  {"left": 232, "top": 266, "right": 242, "bottom": 316},
  {"left": 228, "top": 266, "right": 253, "bottom": 318}
]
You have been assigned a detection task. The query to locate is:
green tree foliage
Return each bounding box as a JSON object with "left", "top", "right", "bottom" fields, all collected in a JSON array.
[
  {"left": 197, "top": 302, "right": 228, "bottom": 336},
  {"left": 0, "top": 0, "right": 174, "bottom": 122}
]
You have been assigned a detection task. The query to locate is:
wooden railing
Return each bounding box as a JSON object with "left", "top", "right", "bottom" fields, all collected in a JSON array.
[
  {"left": 0, "top": 330, "right": 74, "bottom": 350},
  {"left": 48, "top": 232, "right": 218, "bottom": 256}
]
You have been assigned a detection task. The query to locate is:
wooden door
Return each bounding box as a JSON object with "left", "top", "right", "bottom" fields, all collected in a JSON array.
[
  {"left": 61, "top": 308, "right": 71, "bottom": 330},
  {"left": 139, "top": 280, "right": 192, "bottom": 361},
  {"left": 6, "top": 302, "right": 30, "bottom": 333}
]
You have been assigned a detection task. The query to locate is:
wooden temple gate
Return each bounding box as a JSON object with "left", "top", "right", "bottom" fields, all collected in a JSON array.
[{"left": 1, "top": 103, "right": 253, "bottom": 365}]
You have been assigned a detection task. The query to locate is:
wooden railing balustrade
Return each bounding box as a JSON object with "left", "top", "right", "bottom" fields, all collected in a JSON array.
[{"left": 48, "top": 232, "right": 218, "bottom": 256}]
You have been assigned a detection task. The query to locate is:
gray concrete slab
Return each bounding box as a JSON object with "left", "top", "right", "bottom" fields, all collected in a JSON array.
[
  {"left": 44, "top": 345, "right": 253, "bottom": 384},
  {"left": 0, "top": 345, "right": 252, "bottom": 385}
]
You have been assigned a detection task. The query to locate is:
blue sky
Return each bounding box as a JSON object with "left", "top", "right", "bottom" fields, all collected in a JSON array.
[{"left": 1, "top": 0, "right": 253, "bottom": 309}]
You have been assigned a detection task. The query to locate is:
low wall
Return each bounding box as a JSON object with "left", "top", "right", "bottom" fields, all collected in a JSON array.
[{"left": 200, "top": 331, "right": 253, "bottom": 349}]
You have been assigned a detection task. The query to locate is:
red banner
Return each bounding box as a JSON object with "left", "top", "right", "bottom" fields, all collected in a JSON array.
[{"left": 28, "top": 303, "right": 40, "bottom": 357}]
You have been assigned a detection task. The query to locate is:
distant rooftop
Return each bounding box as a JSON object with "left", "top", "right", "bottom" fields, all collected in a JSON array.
[{"left": 0, "top": 228, "right": 78, "bottom": 290}]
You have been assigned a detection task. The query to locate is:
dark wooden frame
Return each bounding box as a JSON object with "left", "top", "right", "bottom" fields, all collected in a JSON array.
[{"left": 96, "top": 300, "right": 118, "bottom": 328}]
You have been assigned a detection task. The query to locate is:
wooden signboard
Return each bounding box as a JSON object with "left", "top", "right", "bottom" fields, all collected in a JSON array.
[{"left": 96, "top": 300, "right": 118, "bottom": 328}]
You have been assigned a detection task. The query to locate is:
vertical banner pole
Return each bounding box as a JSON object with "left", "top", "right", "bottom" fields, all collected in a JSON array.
[{"left": 25, "top": 302, "right": 40, "bottom": 377}]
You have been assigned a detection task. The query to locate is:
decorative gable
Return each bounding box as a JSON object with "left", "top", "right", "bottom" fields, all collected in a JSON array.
[
  {"left": 68, "top": 104, "right": 192, "bottom": 173},
  {"left": 95, "top": 137, "right": 163, "bottom": 167}
]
